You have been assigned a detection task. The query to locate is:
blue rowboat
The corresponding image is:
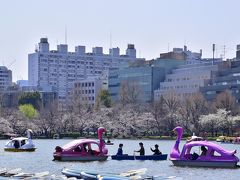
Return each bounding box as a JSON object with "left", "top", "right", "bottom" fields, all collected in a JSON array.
[{"left": 111, "top": 154, "right": 168, "bottom": 160}]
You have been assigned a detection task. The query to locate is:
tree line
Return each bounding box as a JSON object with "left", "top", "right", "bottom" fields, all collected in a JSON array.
[{"left": 0, "top": 89, "right": 240, "bottom": 138}]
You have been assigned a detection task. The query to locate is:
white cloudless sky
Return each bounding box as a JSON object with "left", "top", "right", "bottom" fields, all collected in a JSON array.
[{"left": 0, "top": 0, "right": 240, "bottom": 81}]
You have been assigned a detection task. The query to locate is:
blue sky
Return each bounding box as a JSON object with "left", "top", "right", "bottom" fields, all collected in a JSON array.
[{"left": 0, "top": 0, "right": 239, "bottom": 81}]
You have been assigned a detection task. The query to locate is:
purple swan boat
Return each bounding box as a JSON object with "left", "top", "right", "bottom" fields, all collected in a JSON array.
[
  {"left": 170, "top": 126, "right": 239, "bottom": 168},
  {"left": 53, "top": 127, "right": 108, "bottom": 161}
]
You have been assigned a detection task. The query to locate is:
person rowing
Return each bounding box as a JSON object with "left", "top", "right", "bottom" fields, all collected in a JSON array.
[
  {"left": 150, "top": 144, "right": 162, "bottom": 155},
  {"left": 134, "top": 142, "right": 145, "bottom": 156}
]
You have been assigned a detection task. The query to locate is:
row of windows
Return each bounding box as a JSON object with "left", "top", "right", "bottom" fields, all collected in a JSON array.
[
  {"left": 75, "top": 82, "right": 95, "bottom": 88},
  {"left": 75, "top": 89, "right": 95, "bottom": 95},
  {"left": 166, "top": 75, "right": 209, "bottom": 82},
  {"left": 161, "top": 84, "right": 199, "bottom": 90},
  {"left": 82, "top": 96, "right": 94, "bottom": 101}
]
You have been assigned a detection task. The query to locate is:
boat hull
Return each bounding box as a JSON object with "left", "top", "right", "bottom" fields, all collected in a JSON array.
[
  {"left": 171, "top": 159, "right": 238, "bottom": 168},
  {"left": 4, "top": 148, "right": 36, "bottom": 152},
  {"left": 111, "top": 154, "right": 168, "bottom": 160},
  {"left": 54, "top": 155, "right": 108, "bottom": 161}
]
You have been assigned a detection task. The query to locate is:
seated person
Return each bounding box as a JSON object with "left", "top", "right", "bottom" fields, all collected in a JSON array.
[
  {"left": 14, "top": 140, "right": 20, "bottom": 148},
  {"left": 116, "top": 143, "right": 123, "bottom": 155},
  {"left": 21, "top": 140, "right": 26, "bottom": 146},
  {"left": 134, "top": 142, "right": 145, "bottom": 156},
  {"left": 150, "top": 144, "right": 162, "bottom": 155},
  {"left": 87, "top": 146, "right": 95, "bottom": 156},
  {"left": 74, "top": 146, "right": 81, "bottom": 152},
  {"left": 83, "top": 143, "right": 88, "bottom": 152},
  {"left": 192, "top": 152, "right": 199, "bottom": 160},
  {"left": 200, "top": 146, "right": 208, "bottom": 156}
]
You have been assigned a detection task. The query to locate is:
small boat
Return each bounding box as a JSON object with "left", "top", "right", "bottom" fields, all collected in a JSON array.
[
  {"left": 53, "top": 127, "right": 108, "bottom": 161},
  {"left": 105, "top": 138, "right": 114, "bottom": 145},
  {"left": 111, "top": 154, "right": 168, "bottom": 161},
  {"left": 4, "top": 129, "right": 36, "bottom": 152},
  {"left": 187, "top": 133, "right": 204, "bottom": 143},
  {"left": 62, "top": 168, "right": 146, "bottom": 180},
  {"left": 170, "top": 126, "right": 239, "bottom": 168},
  {"left": 234, "top": 137, "right": 240, "bottom": 144},
  {"left": 216, "top": 135, "right": 227, "bottom": 142},
  {"left": 53, "top": 133, "right": 60, "bottom": 139}
]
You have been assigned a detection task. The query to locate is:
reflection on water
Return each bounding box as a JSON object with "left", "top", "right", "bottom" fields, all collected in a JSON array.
[{"left": 0, "top": 139, "right": 240, "bottom": 180}]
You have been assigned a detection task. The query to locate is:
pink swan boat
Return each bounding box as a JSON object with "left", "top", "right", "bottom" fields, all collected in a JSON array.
[
  {"left": 170, "top": 126, "right": 239, "bottom": 168},
  {"left": 53, "top": 127, "right": 108, "bottom": 161}
]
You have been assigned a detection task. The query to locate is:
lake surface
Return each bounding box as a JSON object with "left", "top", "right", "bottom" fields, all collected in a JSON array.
[{"left": 0, "top": 139, "right": 240, "bottom": 180}]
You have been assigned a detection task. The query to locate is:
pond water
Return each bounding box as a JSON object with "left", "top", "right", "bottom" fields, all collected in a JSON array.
[{"left": 0, "top": 139, "right": 240, "bottom": 180}]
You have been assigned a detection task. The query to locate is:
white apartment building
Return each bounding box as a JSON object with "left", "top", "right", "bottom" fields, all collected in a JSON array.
[
  {"left": 28, "top": 38, "right": 143, "bottom": 105},
  {"left": 73, "top": 76, "right": 105, "bottom": 106},
  {"left": 154, "top": 62, "right": 220, "bottom": 100},
  {"left": 0, "top": 66, "right": 12, "bottom": 91}
]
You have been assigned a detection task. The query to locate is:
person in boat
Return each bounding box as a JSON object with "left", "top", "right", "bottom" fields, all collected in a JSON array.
[
  {"left": 14, "top": 140, "right": 20, "bottom": 148},
  {"left": 116, "top": 143, "right": 123, "bottom": 155},
  {"left": 74, "top": 146, "right": 81, "bottom": 152},
  {"left": 134, "top": 142, "right": 145, "bottom": 156},
  {"left": 200, "top": 146, "right": 208, "bottom": 156},
  {"left": 21, "top": 140, "right": 26, "bottom": 146},
  {"left": 150, "top": 144, "right": 162, "bottom": 155},
  {"left": 87, "top": 146, "right": 95, "bottom": 155},
  {"left": 83, "top": 143, "right": 88, "bottom": 152}
]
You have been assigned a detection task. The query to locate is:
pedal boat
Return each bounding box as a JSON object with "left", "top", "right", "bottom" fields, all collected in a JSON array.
[
  {"left": 53, "top": 127, "right": 108, "bottom": 161},
  {"left": 4, "top": 129, "right": 36, "bottom": 152},
  {"left": 111, "top": 154, "right": 168, "bottom": 160},
  {"left": 170, "top": 126, "right": 239, "bottom": 168}
]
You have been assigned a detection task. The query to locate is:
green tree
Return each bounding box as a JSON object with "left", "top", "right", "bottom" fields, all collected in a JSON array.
[
  {"left": 19, "top": 104, "right": 38, "bottom": 119},
  {"left": 18, "top": 92, "right": 41, "bottom": 110},
  {"left": 97, "top": 89, "right": 112, "bottom": 108}
]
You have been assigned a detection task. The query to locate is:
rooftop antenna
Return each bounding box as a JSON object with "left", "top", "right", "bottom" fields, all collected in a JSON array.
[
  {"left": 65, "top": 26, "right": 67, "bottom": 44},
  {"left": 212, "top": 44, "right": 215, "bottom": 60},
  {"left": 168, "top": 43, "right": 170, "bottom": 52},
  {"left": 223, "top": 45, "right": 226, "bottom": 60}
]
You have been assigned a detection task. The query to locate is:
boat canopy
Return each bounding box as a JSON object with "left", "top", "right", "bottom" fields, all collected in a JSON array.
[
  {"left": 11, "top": 137, "right": 28, "bottom": 141},
  {"left": 62, "top": 139, "right": 100, "bottom": 151},
  {"left": 182, "top": 141, "right": 236, "bottom": 156}
]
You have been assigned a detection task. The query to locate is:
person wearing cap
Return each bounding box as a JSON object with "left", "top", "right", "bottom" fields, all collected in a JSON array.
[
  {"left": 116, "top": 143, "right": 123, "bottom": 155},
  {"left": 150, "top": 144, "right": 162, "bottom": 155},
  {"left": 134, "top": 142, "right": 145, "bottom": 156}
]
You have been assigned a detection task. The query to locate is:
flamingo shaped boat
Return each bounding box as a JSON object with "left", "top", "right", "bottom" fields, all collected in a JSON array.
[
  {"left": 53, "top": 127, "right": 108, "bottom": 161},
  {"left": 170, "top": 126, "right": 239, "bottom": 168},
  {"left": 4, "top": 129, "right": 36, "bottom": 152}
]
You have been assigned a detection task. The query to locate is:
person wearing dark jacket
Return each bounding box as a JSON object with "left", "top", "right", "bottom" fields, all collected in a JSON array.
[
  {"left": 150, "top": 144, "right": 162, "bottom": 155},
  {"left": 134, "top": 142, "right": 145, "bottom": 156},
  {"left": 116, "top": 143, "right": 123, "bottom": 155}
]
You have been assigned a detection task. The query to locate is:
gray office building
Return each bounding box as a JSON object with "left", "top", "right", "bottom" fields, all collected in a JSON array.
[{"left": 201, "top": 60, "right": 240, "bottom": 103}]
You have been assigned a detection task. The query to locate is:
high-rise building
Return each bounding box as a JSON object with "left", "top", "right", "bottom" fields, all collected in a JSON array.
[
  {"left": 0, "top": 66, "right": 12, "bottom": 91},
  {"left": 154, "top": 62, "right": 220, "bottom": 100},
  {"left": 108, "top": 66, "right": 165, "bottom": 103},
  {"left": 201, "top": 60, "right": 240, "bottom": 103},
  {"left": 28, "top": 38, "right": 143, "bottom": 105}
]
